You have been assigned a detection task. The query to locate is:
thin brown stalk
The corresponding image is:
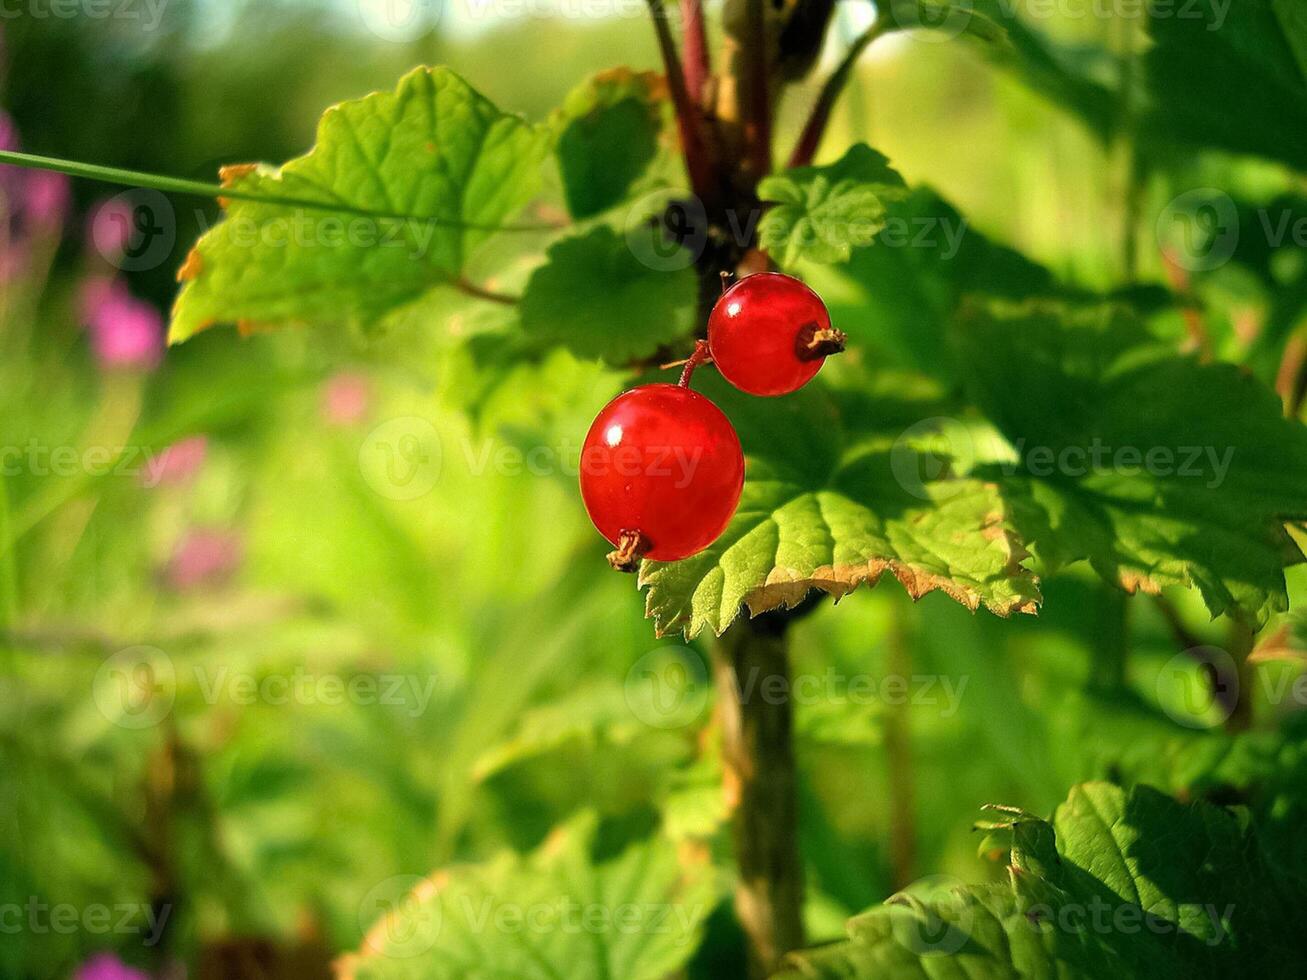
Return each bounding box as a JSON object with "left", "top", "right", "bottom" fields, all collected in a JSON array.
[
  {"left": 1276, "top": 331, "right": 1307, "bottom": 418},
  {"left": 680, "top": 0, "right": 711, "bottom": 103},
  {"left": 743, "top": 0, "right": 773, "bottom": 178},
  {"left": 646, "top": 0, "right": 715, "bottom": 198},
  {"left": 788, "top": 16, "right": 888, "bottom": 168},
  {"left": 455, "top": 277, "right": 520, "bottom": 305}
]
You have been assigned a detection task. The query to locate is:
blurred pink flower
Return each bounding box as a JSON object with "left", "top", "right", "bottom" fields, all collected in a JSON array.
[
  {"left": 321, "top": 372, "right": 371, "bottom": 426},
  {"left": 79, "top": 276, "right": 164, "bottom": 372},
  {"left": 0, "top": 237, "right": 26, "bottom": 283},
  {"left": 0, "top": 109, "right": 17, "bottom": 153},
  {"left": 0, "top": 114, "right": 68, "bottom": 233},
  {"left": 0, "top": 109, "right": 22, "bottom": 210},
  {"left": 141, "top": 435, "right": 208, "bottom": 488},
  {"left": 24, "top": 168, "right": 70, "bottom": 231},
  {"left": 166, "top": 529, "right": 242, "bottom": 591},
  {"left": 79, "top": 275, "right": 121, "bottom": 320},
  {"left": 74, "top": 952, "right": 149, "bottom": 980},
  {"left": 87, "top": 196, "right": 136, "bottom": 259}
]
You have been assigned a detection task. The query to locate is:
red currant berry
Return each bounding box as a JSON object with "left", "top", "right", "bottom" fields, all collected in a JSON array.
[
  {"left": 581, "top": 384, "right": 744, "bottom": 569},
  {"left": 707, "top": 272, "right": 845, "bottom": 397}
]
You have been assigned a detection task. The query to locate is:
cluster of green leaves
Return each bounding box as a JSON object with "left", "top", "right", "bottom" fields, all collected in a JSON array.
[
  {"left": 149, "top": 3, "right": 1307, "bottom": 976},
  {"left": 779, "top": 780, "right": 1307, "bottom": 977},
  {"left": 166, "top": 64, "right": 1307, "bottom": 642}
]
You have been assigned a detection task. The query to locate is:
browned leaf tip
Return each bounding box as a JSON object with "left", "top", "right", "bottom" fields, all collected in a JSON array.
[
  {"left": 176, "top": 248, "right": 204, "bottom": 283},
  {"left": 216, "top": 163, "right": 259, "bottom": 209}
]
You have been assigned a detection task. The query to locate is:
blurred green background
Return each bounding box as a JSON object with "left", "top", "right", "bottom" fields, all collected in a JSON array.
[{"left": 2, "top": 2, "right": 1305, "bottom": 978}]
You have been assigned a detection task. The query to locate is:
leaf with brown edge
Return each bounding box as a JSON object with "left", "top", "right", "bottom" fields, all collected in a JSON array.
[
  {"left": 956, "top": 297, "right": 1307, "bottom": 626},
  {"left": 637, "top": 376, "right": 1040, "bottom": 638},
  {"left": 169, "top": 66, "right": 548, "bottom": 344}
]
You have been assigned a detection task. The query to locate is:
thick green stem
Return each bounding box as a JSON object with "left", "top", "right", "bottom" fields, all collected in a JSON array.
[
  {"left": 0, "top": 473, "right": 17, "bottom": 628},
  {"left": 714, "top": 613, "right": 805, "bottom": 977},
  {"left": 884, "top": 601, "right": 915, "bottom": 890},
  {"left": 1225, "top": 618, "right": 1257, "bottom": 734}
]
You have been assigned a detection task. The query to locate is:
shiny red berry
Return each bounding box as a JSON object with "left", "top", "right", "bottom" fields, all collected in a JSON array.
[
  {"left": 707, "top": 272, "right": 845, "bottom": 397},
  {"left": 580, "top": 384, "right": 744, "bottom": 569}
]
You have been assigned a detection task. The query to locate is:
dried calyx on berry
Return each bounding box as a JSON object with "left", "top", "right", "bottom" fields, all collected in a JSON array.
[{"left": 606, "top": 529, "right": 648, "bottom": 573}]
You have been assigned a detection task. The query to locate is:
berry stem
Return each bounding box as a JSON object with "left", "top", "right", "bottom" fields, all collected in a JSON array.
[
  {"left": 795, "top": 322, "right": 846, "bottom": 361},
  {"left": 606, "top": 529, "right": 648, "bottom": 573},
  {"left": 677, "top": 339, "right": 713, "bottom": 387}
]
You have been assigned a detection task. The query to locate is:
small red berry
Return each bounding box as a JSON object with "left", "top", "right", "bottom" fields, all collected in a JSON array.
[
  {"left": 581, "top": 384, "right": 744, "bottom": 569},
  {"left": 707, "top": 272, "right": 845, "bottom": 397}
]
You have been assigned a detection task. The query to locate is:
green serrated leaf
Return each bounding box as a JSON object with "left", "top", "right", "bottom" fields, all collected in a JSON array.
[
  {"left": 758, "top": 144, "right": 909, "bottom": 268},
  {"left": 638, "top": 376, "right": 1040, "bottom": 638},
  {"left": 551, "top": 69, "right": 670, "bottom": 220},
  {"left": 520, "top": 226, "right": 697, "bottom": 366},
  {"left": 170, "top": 66, "right": 548, "bottom": 343},
  {"left": 957, "top": 298, "right": 1307, "bottom": 625},
  {"left": 777, "top": 781, "right": 1307, "bottom": 978},
  {"left": 343, "top": 813, "right": 717, "bottom": 980}
]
